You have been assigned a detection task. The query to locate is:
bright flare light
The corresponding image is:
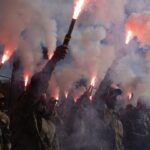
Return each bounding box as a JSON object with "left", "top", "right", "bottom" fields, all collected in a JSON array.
[
  {"left": 125, "top": 30, "right": 133, "bottom": 45},
  {"left": 48, "top": 51, "right": 53, "bottom": 60},
  {"left": 89, "top": 76, "right": 96, "bottom": 101},
  {"left": 24, "top": 71, "right": 30, "bottom": 88},
  {"left": 73, "top": 96, "right": 78, "bottom": 103},
  {"left": 64, "top": 91, "right": 68, "bottom": 99},
  {"left": 55, "top": 94, "right": 59, "bottom": 101},
  {"left": 73, "top": 0, "right": 85, "bottom": 19},
  {"left": 128, "top": 92, "right": 133, "bottom": 100},
  {"left": 91, "top": 76, "right": 96, "bottom": 87},
  {"left": 54, "top": 89, "right": 59, "bottom": 100},
  {"left": 1, "top": 50, "right": 12, "bottom": 64},
  {"left": 89, "top": 95, "right": 92, "bottom": 101}
]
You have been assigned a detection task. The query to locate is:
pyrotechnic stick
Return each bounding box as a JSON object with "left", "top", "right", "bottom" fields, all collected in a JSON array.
[
  {"left": 63, "top": 0, "right": 85, "bottom": 46},
  {"left": 63, "top": 19, "right": 76, "bottom": 46}
]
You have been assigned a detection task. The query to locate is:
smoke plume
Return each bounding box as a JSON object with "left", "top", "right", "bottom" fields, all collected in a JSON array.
[{"left": 126, "top": 11, "right": 150, "bottom": 45}]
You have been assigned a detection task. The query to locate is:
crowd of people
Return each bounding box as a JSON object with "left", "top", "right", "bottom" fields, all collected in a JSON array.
[{"left": 0, "top": 45, "right": 150, "bottom": 150}]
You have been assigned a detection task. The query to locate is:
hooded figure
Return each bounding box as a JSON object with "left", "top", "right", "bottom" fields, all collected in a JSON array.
[
  {"left": 101, "top": 86, "right": 124, "bottom": 150},
  {"left": 11, "top": 45, "right": 67, "bottom": 150}
]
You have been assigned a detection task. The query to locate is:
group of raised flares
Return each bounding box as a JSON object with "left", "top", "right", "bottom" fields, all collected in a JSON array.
[{"left": 0, "top": 0, "right": 135, "bottom": 103}]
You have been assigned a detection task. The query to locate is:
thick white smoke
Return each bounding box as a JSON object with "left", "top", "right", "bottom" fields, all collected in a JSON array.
[
  {"left": 1, "top": 0, "right": 150, "bottom": 105},
  {"left": 0, "top": 0, "right": 57, "bottom": 74},
  {"left": 114, "top": 10, "right": 150, "bottom": 106},
  {"left": 126, "top": 11, "right": 150, "bottom": 45}
]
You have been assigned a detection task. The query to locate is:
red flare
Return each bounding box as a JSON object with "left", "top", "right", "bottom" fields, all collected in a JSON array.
[
  {"left": 64, "top": 91, "right": 68, "bottom": 99},
  {"left": 127, "top": 92, "right": 133, "bottom": 100},
  {"left": 73, "top": 0, "right": 85, "bottom": 19},
  {"left": 53, "top": 88, "right": 59, "bottom": 100},
  {"left": 73, "top": 96, "right": 78, "bottom": 103},
  {"left": 48, "top": 51, "right": 53, "bottom": 60},
  {"left": 24, "top": 70, "right": 30, "bottom": 88},
  {"left": 90, "top": 76, "right": 96, "bottom": 87},
  {"left": 88, "top": 76, "right": 96, "bottom": 101},
  {"left": 89, "top": 95, "right": 92, "bottom": 101},
  {"left": 1, "top": 49, "right": 12, "bottom": 64},
  {"left": 125, "top": 30, "right": 133, "bottom": 45},
  {"left": 55, "top": 95, "right": 59, "bottom": 101}
]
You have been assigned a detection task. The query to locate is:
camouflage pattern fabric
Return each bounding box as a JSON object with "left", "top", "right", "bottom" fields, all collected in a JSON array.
[
  {"left": 0, "top": 111, "right": 11, "bottom": 150},
  {"left": 104, "top": 109, "right": 124, "bottom": 150},
  {"left": 34, "top": 113, "right": 59, "bottom": 150}
]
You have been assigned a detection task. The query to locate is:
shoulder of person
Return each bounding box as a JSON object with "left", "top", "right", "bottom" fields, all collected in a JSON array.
[{"left": 0, "top": 111, "right": 10, "bottom": 125}]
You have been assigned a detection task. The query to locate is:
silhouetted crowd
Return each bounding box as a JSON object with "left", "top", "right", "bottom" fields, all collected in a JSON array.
[{"left": 0, "top": 45, "right": 150, "bottom": 150}]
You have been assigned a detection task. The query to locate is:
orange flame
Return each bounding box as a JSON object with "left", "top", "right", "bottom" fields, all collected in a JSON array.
[
  {"left": 48, "top": 51, "right": 53, "bottom": 60},
  {"left": 125, "top": 30, "right": 133, "bottom": 45},
  {"left": 1, "top": 50, "right": 12, "bottom": 64},
  {"left": 89, "top": 76, "right": 96, "bottom": 101},
  {"left": 24, "top": 70, "right": 30, "bottom": 88},
  {"left": 90, "top": 76, "right": 96, "bottom": 87},
  {"left": 73, "top": 0, "right": 85, "bottom": 19}
]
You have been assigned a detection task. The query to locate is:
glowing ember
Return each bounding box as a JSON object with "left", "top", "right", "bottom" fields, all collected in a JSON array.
[
  {"left": 90, "top": 76, "right": 96, "bottom": 87},
  {"left": 24, "top": 70, "right": 30, "bottom": 88},
  {"left": 73, "top": 0, "right": 85, "bottom": 19},
  {"left": 1, "top": 50, "right": 12, "bottom": 64},
  {"left": 125, "top": 30, "right": 133, "bottom": 45},
  {"left": 64, "top": 91, "right": 68, "bottom": 99}
]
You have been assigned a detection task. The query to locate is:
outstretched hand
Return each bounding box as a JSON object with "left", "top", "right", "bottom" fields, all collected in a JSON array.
[{"left": 52, "top": 45, "right": 68, "bottom": 61}]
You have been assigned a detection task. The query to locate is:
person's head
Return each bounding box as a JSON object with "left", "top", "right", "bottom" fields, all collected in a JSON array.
[
  {"left": 136, "top": 97, "right": 147, "bottom": 110},
  {"left": 105, "top": 87, "right": 122, "bottom": 109},
  {"left": 126, "top": 104, "right": 134, "bottom": 110},
  {"left": 47, "top": 97, "right": 57, "bottom": 109}
]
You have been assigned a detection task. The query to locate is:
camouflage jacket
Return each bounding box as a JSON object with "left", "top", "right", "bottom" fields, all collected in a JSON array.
[
  {"left": 102, "top": 109, "right": 124, "bottom": 150},
  {"left": 0, "top": 111, "right": 11, "bottom": 150},
  {"left": 34, "top": 113, "right": 59, "bottom": 150}
]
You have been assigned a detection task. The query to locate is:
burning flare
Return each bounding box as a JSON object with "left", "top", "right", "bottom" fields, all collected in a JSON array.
[
  {"left": 125, "top": 30, "right": 133, "bottom": 45},
  {"left": 90, "top": 76, "right": 96, "bottom": 87},
  {"left": 64, "top": 91, "right": 68, "bottom": 99},
  {"left": 73, "top": 0, "right": 85, "bottom": 19},
  {"left": 73, "top": 96, "right": 78, "bottom": 103},
  {"left": 48, "top": 51, "right": 53, "bottom": 60},
  {"left": 53, "top": 88, "right": 59, "bottom": 100},
  {"left": 1, "top": 50, "right": 12, "bottom": 64},
  {"left": 55, "top": 94, "right": 59, "bottom": 100},
  {"left": 89, "top": 76, "right": 96, "bottom": 101},
  {"left": 24, "top": 70, "right": 30, "bottom": 88},
  {"left": 127, "top": 92, "right": 133, "bottom": 100}
]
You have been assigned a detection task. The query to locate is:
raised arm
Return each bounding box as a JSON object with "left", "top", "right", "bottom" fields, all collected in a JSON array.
[{"left": 27, "top": 45, "right": 67, "bottom": 103}]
